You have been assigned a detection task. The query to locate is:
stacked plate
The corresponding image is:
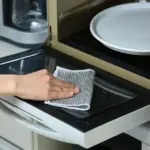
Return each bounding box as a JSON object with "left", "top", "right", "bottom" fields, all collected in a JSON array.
[{"left": 90, "top": 2, "right": 150, "bottom": 55}]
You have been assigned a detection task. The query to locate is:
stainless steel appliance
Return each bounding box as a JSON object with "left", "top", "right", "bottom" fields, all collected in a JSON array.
[
  {"left": 0, "top": 0, "right": 48, "bottom": 48},
  {"left": 12, "top": 0, "right": 48, "bottom": 32},
  {"left": 0, "top": 0, "right": 150, "bottom": 150}
]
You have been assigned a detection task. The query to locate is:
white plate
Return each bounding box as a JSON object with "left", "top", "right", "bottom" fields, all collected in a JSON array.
[{"left": 90, "top": 2, "right": 150, "bottom": 55}]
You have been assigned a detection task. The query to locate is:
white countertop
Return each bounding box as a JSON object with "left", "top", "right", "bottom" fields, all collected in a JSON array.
[{"left": 0, "top": 40, "right": 29, "bottom": 58}]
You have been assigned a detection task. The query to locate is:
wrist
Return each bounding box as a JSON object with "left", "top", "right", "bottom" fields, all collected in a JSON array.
[
  {"left": 11, "top": 75, "right": 23, "bottom": 96},
  {"left": 7, "top": 75, "right": 19, "bottom": 96},
  {"left": 0, "top": 74, "right": 23, "bottom": 96}
]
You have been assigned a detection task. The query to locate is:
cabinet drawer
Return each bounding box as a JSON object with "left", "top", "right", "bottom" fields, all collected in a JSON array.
[{"left": 0, "top": 109, "right": 33, "bottom": 150}]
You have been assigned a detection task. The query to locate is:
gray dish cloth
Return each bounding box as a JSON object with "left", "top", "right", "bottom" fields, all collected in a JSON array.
[{"left": 45, "top": 66, "right": 95, "bottom": 111}]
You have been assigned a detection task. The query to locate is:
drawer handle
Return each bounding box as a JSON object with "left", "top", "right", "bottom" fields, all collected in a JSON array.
[{"left": 0, "top": 101, "right": 75, "bottom": 144}]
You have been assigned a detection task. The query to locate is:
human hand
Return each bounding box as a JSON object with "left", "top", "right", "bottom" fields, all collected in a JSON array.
[{"left": 14, "top": 69, "right": 79, "bottom": 101}]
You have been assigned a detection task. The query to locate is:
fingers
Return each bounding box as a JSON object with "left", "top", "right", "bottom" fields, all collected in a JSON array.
[
  {"left": 35, "top": 69, "right": 80, "bottom": 97},
  {"left": 37, "top": 69, "right": 79, "bottom": 92},
  {"left": 51, "top": 78, "right": 72, "bottom": 87},
  {"left": 51, "top": 78, "right": 79, "bottom": 91},
  {"left": 49, "top": 91, "right": 74, "bottom": 100},
  {"left": 51, "top": 85, "right": 76, "bottom": 92}
]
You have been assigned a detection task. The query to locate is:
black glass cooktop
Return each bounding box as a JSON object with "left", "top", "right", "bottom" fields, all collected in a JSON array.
[
  {"left": 61, "top": 28, "right": 150, "bottom": 79},
  {"left": 24, "top": 47, "right": 150, "bottom": 132},
  {"left": 24, "top": 84, "right": 150, "bottom": 132}
]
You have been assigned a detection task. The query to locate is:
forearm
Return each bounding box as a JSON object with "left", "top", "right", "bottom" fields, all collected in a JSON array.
[{"left": 0, "top": 75, "right": 17, "bottom": 96}]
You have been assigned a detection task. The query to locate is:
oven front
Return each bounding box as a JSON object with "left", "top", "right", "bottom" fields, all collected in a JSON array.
[{"left": 0, "top": 45, "right": 150, "bottom": 149}]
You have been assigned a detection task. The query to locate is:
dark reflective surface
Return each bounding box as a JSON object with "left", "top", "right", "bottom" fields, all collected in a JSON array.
[
  {"left": 60, "top": 82, "right": 131, "bottom": 119},
  {"left": 0, "top": 48, "right": 46, "bottom": 75},
  {"left": 24, "top": 47, "right": 150, "bottom": 132},
  {"left": 2, "top": 46, "right": 149, "bottom": 133},
  {"left": 61, "top": 28, "right": 150, "bottom": 78}
]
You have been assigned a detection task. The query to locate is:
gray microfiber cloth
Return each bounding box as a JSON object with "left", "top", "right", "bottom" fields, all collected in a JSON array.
[{"left": 45, "top": 66, "right": 95, "bottom": 111}]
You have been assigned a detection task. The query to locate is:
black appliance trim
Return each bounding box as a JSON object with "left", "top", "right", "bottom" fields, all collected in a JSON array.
[{"left": 2, "top": 0, "right": 13, "bottom": 26}]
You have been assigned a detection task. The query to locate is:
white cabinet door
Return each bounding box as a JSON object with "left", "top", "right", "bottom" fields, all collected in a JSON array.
[
  {"left": 0, "top": 108, "right": 72, "bottom": 150},
  {"left": 0, "top": 109, "right": 34, "bottom": 150}
]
